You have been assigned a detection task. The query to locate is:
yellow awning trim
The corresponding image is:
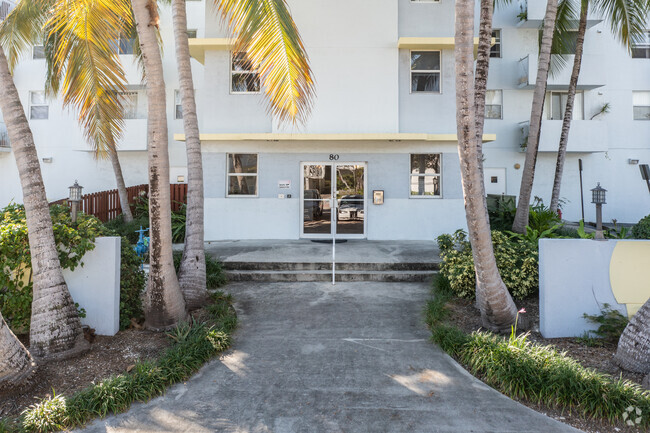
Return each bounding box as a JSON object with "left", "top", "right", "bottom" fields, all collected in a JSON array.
[{"left": 188, "top": 38, "right": 233, "bottom": 64}]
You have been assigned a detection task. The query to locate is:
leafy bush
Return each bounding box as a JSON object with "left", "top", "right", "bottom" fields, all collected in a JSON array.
[
  {"left": 437, "top": 229, "right": 538, "bottom": 300},
  {"left": 171, "top": 204, "right": 186, "bottom": 243},
  {"left": 17, "top": 292, "right": 236, "bottom": 433},
  {"left": 582, "top": 304, "right": 629, "bottom": 344},
  {"left": 103, "top": 215, "right": 150, "bottom": 245},
  {"left": 0, "top": 204, "right": 103, "bottom": 333},
  {"left": 632, "top": 214, "right": 650, "bottom": 239},
  {"left": 487, "top": 195, "right": 516, "bottom": 232},
  {"left": 116, "top": 237, "right": 145, "bottom": 329},
  {"left": 173, "top": 251, "right": 227, "bottom": 289},
  {"left": 528, "top": 199, "right": 561, "bottom": 233}
]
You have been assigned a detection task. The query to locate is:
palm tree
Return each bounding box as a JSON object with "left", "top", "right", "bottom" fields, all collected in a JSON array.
[
  {"left": 0, "top": 310, "right": 35, "bottom": 389},
  {"left": 173, "top": 0, "right": 315, "bottom": 309},
  {"left": 455, "top": 0, "right": 518, "bottom": 331},
  {"left": 550, "top": 0, "right": 650, "bottom": 212},
  {"left": 614, "top": 297, "right": 650, "bottom": 375},
  {"left": 131, "top": 0, "right": 188, "bottom": 329},
  {"left": 512, "top": 0, "right": 559, "bottom": 233},
  {"left": 0, "top": 0, "right": 135, "bottom": 222},
  {"left": 0, "top": 44, "right": 88, "bottom": 359}
]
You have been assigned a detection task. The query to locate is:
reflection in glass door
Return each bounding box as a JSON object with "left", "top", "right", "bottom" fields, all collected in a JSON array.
[{"left": 301, "top": 163, "right": 366, "bottom": 238}]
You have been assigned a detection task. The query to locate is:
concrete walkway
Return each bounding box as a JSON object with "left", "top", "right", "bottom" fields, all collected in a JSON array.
[{"left": 77, "top": 282, "right": 580, "bottom": 433}]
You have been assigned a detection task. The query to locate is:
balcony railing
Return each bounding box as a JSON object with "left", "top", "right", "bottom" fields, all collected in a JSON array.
[
  {"left": 0, "top": 122, "right": 10, "bottom": 148},
  {"left": 0, "top": 0, "right": 16, "bottom": 21}
]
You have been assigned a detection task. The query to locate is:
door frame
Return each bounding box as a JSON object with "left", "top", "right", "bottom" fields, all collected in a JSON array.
[{"left": 300, "top": 161, "right": 367, "bottom": 239}]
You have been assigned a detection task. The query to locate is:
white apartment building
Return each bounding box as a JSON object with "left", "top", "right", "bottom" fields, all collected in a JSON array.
[{"left": 1, "top": 0, "right": 649, "bottom": 240}]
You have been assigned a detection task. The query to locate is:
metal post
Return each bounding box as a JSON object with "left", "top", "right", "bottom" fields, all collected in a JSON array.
[
  {"left": 332, "top": 197, "right": 336, "bottom": 285},
  {"left": 578, "top": 159, "right": 585, "bottom": 221}
]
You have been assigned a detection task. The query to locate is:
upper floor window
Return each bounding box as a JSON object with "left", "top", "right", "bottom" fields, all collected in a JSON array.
[
  {"left": 410, "top": 154, "right": 441, "bottom": 198},
  {"left": 231, "top": 52, "right": 260, "bottom": 94},
  {"left": 186, "top": 29, "right": 197, "bottom": 39},
  {"left": 32, "top": 45, "right": 45, "bottom": 60},
  {"left": 29, "top": 91, "right": 48, "bottom": 120},
  {"left": 544, "top": 91, "right": 583, "bottom": 120},
  {"left": 175, "top": 90, "right": 183, "bottom": 119},
  {"left": 485, "top": 90, "right": 503, "bottom": 119},
  {"left": 490, "top": 30, "right": 501, "bottom": 58},
  {"left": 410, "top": 51, "right": 440, "bottom": 93},
  {"left": 117, "top": 90, "right": 147, "bottom": 119},
  {"left": 227, "top": 153, "right": 258, "bottom": 196},
  {"left": 113, "top": 35, "right": 135, "bottom": 55},
  {"left": 632, "top": 31, "right": 650, "bottom": 59},
  {"left": 633, "top": 91, "right": 650, "bottom": 120}
]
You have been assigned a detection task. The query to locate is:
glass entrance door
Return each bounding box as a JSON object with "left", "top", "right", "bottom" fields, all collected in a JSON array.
[{"left": 301, "top": 162, "right": 366, "bottom": 238}]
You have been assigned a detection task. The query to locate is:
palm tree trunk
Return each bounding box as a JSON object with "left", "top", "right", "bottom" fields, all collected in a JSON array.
[
  {"left": 455, "top": 0, "right": 518, "bottom": 331},
  {"left": 512, "top": 0, "right": 559, "bottom": 233},
  {"left": 172, "top": 0, "right": 207, "bottom": 310},
  {"left": 550, "top": 1, "right": 588, "bottom": 213},
  {"left": 0, "top": 46, "right": 88, "bottom": 360},
  {"left": 0, "top": 311, "right": 35, "bottom": 390},
  {"left": 108, "top": 144, "right": 134, "bottom": 222},
  {"left": 131, "top": 0, "right": 187, "bottom": 329},
  {"left": 614, "top": 298, "right": 650, "bottom": 374}
]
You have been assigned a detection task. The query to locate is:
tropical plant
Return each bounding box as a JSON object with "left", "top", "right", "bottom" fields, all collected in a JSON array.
[
  {"left": 583, "top": 304, "right": 629, "bottom": 344},
  {"left": 512, "top": 0, "right": 559, "bottom": 233},
  {"left": 632, "top": 214, "right": 650, "bottom": 239},
  {"left": 454, "top": 0, "right": 518, "bottom": 331},
  {"left": 0, "top": 44, "right": 87, "bottom": 360},
  {"left": 550, "top": 0, "right": 650, "bottom": 212}
]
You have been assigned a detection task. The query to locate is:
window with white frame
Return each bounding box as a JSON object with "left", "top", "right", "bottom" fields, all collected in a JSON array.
[
  {"left": 485, "top": 90, "right": 503, "bottom": 119},
  {"left": 113, "top": 34, "right": 135, "bottom": 55},
  {"left": 490, "top": 29, "right": 501, "bottom": 58},
  {"left": 410, "top": 51, "right": 441, "bottom": 93},
  {"left": 32, "top": 45, "right": 45, "bottom": 59},
  {"left": 117, "top": 90, "right": 147, "bottom": 119},
  {"left": 544, "top": 91, "right": 584, "bottom": 120},
  {"left": 227, "top": 154, "right": 258, "bottom": 196},
  {"left": 175, "top": 90, "right": 183, "bottom": 119},
  {"left": 231, "top": 52, "right": 260, "bottom": 93},
  {"left": 410, "top": 154, "right": 441, "bottom": 197},
  {"left": 632, "top": 31, "right": 650, "bottom": 59},
  {"left": 633, "top": 91, "right": 650, "bottom": 120},
  {"left": 29, "top": 91, "right": 48, "bottom": 120}
]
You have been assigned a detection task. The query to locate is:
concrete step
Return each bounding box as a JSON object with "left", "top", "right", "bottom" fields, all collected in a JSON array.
[
  {"left": 225, "top": 269, "right": 438, "bottom": 283},
  {"left": 222, "top": 261, "right": 439, "bottom": 272}
]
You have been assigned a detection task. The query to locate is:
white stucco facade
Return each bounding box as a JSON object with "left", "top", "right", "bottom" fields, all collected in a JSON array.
[{"left": 1, "top": 1, "right": 649, "bottom": 240}]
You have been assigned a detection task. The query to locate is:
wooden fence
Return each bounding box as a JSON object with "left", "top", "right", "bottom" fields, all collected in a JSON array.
[{"left": 51, "top": 183, "right": 188, "bottom": 222}]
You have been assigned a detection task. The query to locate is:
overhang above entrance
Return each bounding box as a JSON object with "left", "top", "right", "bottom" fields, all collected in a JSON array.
[{"left": 173, "top": 133, "right": 497, "bottom": 143}]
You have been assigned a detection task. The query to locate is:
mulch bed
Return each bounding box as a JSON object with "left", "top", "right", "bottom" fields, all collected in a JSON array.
[
  {"left": 445, "top": 296, "right": 647, "bottom": 433},
  {"left": 0, "top": 328, "right": 171, "bottom": 419}
]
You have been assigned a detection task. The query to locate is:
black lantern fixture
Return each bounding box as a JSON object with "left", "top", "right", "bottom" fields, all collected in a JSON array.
[
  {"left": 591, "top": 182, "right": 606, "bottom": 240},
  {"left": 68, "top": 180, "right": 83, "bottom": 223}
]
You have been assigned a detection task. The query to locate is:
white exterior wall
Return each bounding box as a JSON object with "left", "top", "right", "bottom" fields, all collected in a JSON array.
[{"left": 0, "top": 1, "right": 649, "bottom": 239}]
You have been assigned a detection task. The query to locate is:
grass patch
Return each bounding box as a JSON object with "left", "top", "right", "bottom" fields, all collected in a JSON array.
[
  {"left": 426, "top": 275, "right": 650, "bottom": 428},
  {"left": 4, "top": 292, "right": 236, "bottom": 433}
]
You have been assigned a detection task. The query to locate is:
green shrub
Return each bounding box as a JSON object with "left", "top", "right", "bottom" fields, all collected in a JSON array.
[
  {"left": 487, "top": 195, "right": 517, "bottom": 232},
  {"left": 582, "top": 304, "right": 629, "bottom": 344},
  {"left": 528, "top": 199, "right": 561, "bottom": 233},
  {"left": 173, "top": 251, "right": 227, "bottom": 289},
  {"left": 117, "top": 237, "right": 145, "bottom": 330},
  {"left": 18, "top": 292, "right": 236, "bottom": 433},
  {"left": 632, "top": 214, "right": 650, "bottom": 239},
  {"left": 103, "top": 215, "right": 150, "bottom": 245},
  {"left": 171, "top": 204, "right": 186, "bottom": 243},
  {"left": 0, "top": 204, "right": 103, "bottom": 333},
  {"left": 437, "top": 229, "right": 538, "bottom": 300}
]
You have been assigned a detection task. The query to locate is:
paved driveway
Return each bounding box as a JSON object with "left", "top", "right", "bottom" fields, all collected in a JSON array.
[{"left": 78, "top": 282, "right": 580, "bottom": 433}]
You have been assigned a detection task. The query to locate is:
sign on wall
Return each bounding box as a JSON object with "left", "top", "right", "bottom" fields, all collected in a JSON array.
[{"left": 278, "top": 180, "right": 291, "bottom": 189}]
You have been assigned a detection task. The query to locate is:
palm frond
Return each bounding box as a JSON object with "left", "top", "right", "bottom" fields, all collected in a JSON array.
[
  {"left": 0, "top": 0, "right": 54, "bottom": 72},
  {"left": 546, "top": 0, "right": 580, "bottom": 76},
  {"left": 216, "top": 0, "right": 315, "bottom": 125},
  {"left": 591, "top": 0, "right": 650, "bottom": 51},
  {"left": 44, "top": 0, "right": 133, "bottom": 157}
]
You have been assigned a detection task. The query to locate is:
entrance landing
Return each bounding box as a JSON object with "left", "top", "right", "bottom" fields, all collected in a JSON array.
[
  {"left": 204, "top": 239, "right": 441, "bottom": 264},
  {"left": 202, "top": 240, "right": 442, "bottom": 283}
]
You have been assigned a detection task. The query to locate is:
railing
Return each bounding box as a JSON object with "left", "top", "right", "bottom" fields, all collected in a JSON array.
[
  {"left": 51, "top": 183, "right": 188, "bottom": 222},
  {"left": 0, "top": 122, "right": 9, "bottom": 148},
  {"left": 0, "top": 0, "right": 16, "bottom": 21}
]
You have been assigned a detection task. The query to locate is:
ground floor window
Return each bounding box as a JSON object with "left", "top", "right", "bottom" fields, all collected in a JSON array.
[
  {"left": 227, "top": 153, "right": 258, "bottom": 196},
  {"left": 410, "top": 154, "right": 441, "bottom": 197}
]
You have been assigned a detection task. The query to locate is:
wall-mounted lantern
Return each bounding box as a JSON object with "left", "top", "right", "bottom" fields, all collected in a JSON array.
[{"left": 591, "top": 183, "right": 606, "bottom": 240}]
